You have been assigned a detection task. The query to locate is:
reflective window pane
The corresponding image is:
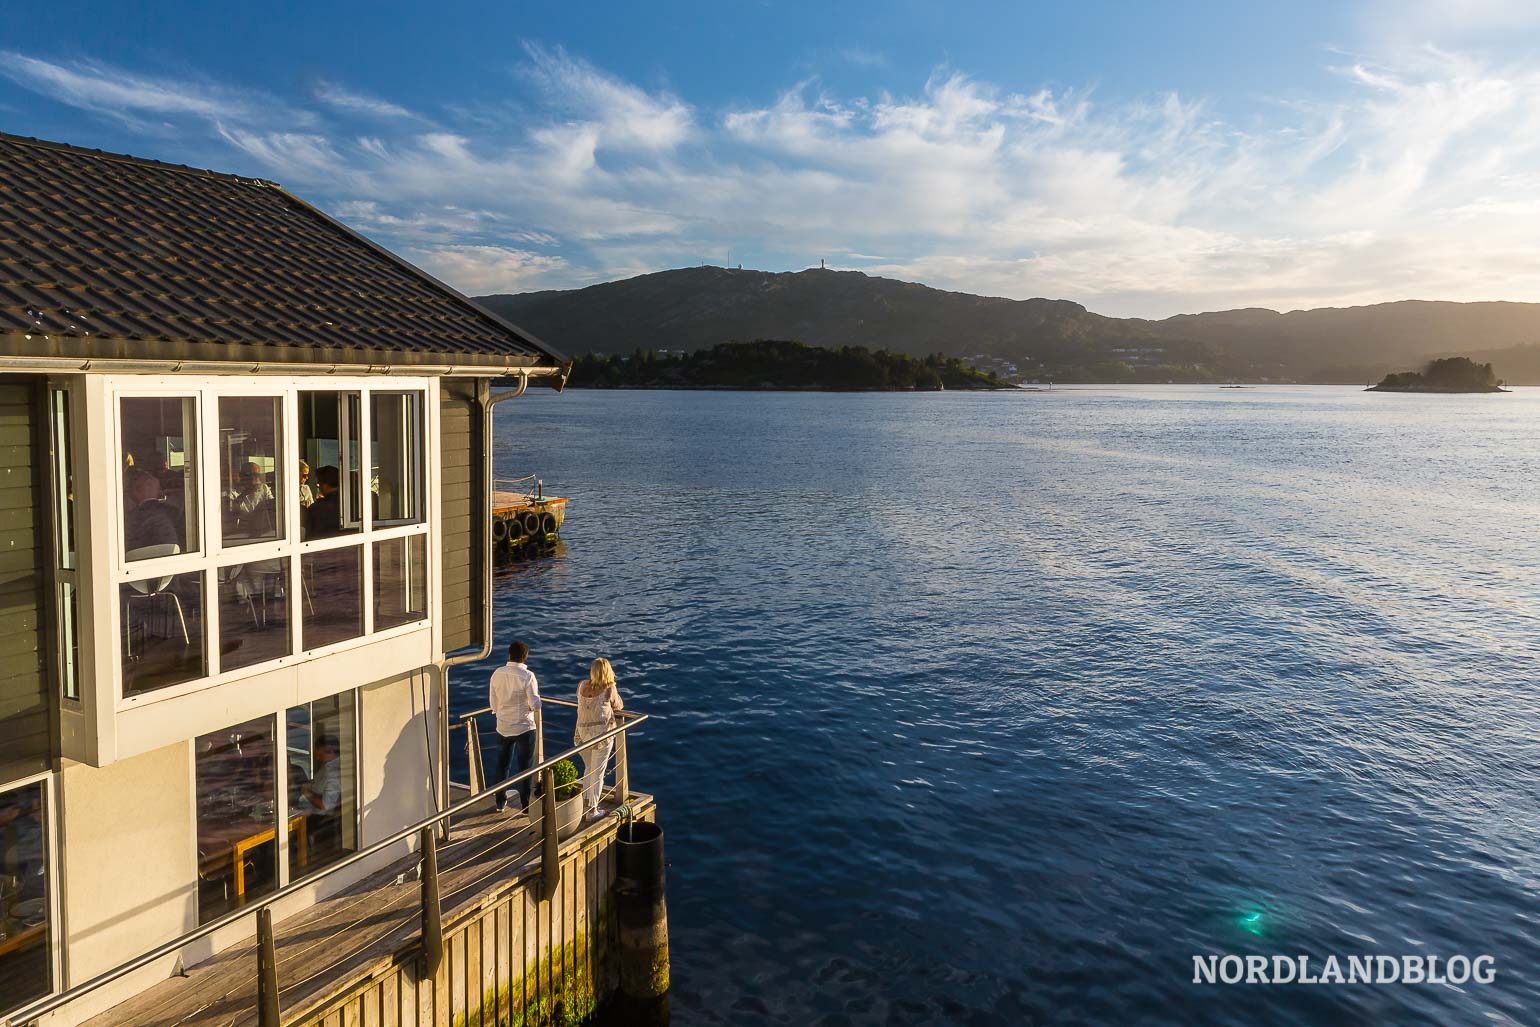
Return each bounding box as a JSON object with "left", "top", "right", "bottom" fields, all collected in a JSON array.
[
  {"left": 371, "top": 392, "right": 423, "bottom": 525},
  {"left": 59, "top": 582, "right": 79, "bottom": 702},
  {"left": 219, "top": 560, "right": 292, "bottom": 673},
  {"left": 286, "top": 692, "right": 357, "bottom": 878},
  {"left": 301, "top": 547, "right": 363, "bottom": 650},
  {"left": 0, "top": 782, "right": 50, "bottom": 1017},
  {"left": 121, "top": 396, "right": 199, "bottom": 559},
  {"left": 50, "top": 388, "right": 74, "bottom": 570},
  {"left": 299, "top": 392, "right": 362, "bottom": 541},
  {"left": 121, "top": 571, "right": 205, "bottom": 696},
  {"left": 373, "top": 534, "right": 428, "bottom": 631},
  {"left": 51, "top": 387, "right": 80, "bottom": 702},
  {"left": 196, "top": 717, "right": 277, "bottom": 924},
  {"left": 219, "top": 397, "right": 283, "bottom": 548}
]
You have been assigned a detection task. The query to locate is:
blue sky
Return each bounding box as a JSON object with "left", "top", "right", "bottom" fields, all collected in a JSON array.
[{"left": 3, "top": 0, "right": 1539, "bottom": 316}]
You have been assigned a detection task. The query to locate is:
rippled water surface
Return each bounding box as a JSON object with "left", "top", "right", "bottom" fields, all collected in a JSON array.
[{"left": 450, "top": 386, "right": 1540, "bottom": 1025}]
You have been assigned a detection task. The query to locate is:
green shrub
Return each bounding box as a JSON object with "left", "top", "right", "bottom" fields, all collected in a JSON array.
[{"left": 552, "top": 759, "right": 580, "bottom": 801}]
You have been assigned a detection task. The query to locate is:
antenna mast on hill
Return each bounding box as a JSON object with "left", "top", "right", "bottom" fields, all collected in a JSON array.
[{"left": 821, "top": 258, "right": 825, "bottom": 269}]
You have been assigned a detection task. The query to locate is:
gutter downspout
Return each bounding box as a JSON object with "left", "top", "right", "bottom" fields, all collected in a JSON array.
[{"left": 429, "top": 373, "right": 530, "bottom": 831}]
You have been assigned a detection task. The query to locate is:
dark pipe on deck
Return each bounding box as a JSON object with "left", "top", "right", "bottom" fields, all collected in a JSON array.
[{"left": 615, "top": 819, "right": 670, "bottom": 1022}]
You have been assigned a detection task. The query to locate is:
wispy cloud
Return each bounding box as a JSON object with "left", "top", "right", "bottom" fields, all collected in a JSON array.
[
  {"left": 6, "top": 40, "right": 1540, "bottom": 314},
  {"left": 520, "top": 43, "right": 694, "bottom": 153},
  {"left": 313, "top": 80, "right": 416, "bottom": 120},
  {"left": 0, "top": 52, "right": 310, "bottom": 128},
  {"left": 403, "top": 244, "right": 571, "bottom": 294}
]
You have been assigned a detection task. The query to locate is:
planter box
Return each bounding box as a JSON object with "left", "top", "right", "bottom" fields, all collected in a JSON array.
[{"left": 531, "top": 790, "right": 584, "bottom": 840}]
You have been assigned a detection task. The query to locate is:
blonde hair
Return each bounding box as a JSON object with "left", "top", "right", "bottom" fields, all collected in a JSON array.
[{"left": 587, "top": 658, "right": 616, "bottom": 690}]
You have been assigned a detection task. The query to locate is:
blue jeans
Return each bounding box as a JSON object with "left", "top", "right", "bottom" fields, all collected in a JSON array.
[{"left": 494, "top": 729, "right": 536, "bottom": 809}]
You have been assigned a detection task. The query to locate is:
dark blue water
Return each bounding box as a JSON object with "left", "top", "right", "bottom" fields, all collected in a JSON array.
[{"left": 450, "top": 386, "right": 1540, "bottom": 1026}]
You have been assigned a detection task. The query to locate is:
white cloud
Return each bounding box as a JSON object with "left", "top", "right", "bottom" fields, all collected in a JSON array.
[
  {"left": 6, "top": 41, "right": 1540, "bottom": 315},
  {"left": 314, "top": 80, "right": 415, "bottom": 119},
  {"left": 521, "top": 43, "right": 694, "bottom": 153},
  {"left": 1361, "top": 0, "right": 1540, "bottom": 46},
  {"left": 403, "top": 245, "right": 571, "bottom": 294},
  {"left": 217, "top": 128, "right": 347, "bottom": 179},
  {"left": 0, "top": 52, "right": 309, "bottom": 128}
]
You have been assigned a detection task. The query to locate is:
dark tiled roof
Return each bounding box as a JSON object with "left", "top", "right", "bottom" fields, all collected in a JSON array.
[{"left": 0, "top": 133, "right": 568, "bottom": 375}]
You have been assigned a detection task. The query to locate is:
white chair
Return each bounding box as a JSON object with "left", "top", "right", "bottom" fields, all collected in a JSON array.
[
  {"left": 249, "top": 558, "right": 292, "bottom": 626},
  {"left": 124, "top": 544, "right": 190, "bottom": 659}
]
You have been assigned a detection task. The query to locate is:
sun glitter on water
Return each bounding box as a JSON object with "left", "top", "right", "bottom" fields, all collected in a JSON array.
[{"left": 1237, "top": 910, "right": 1267, "bottom": 936}]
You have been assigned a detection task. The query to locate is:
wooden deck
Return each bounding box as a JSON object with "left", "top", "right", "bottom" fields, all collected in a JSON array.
[
  {"left": 82, "top": 791, "right": 650, "bottom": 1027},
  {"left": 489, "top": 494, "right": 567, "bottom": 518}
]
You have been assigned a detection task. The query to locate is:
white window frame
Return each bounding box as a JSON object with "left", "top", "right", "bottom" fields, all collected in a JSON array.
[
  {"left": 45, "top": 383, "right": 81, "bottom": 707},
  {"left": 276, "top": 690, "right": 364, "bottom": 889},
  {"left": 189, "top": 691, "right": 364, "bottom": 925},
  {"left": 105, "top": 376, "right": 435, "bottom": 712},
  {"left": 0, "top": 771, "right": 63, "bottom": 1017}
]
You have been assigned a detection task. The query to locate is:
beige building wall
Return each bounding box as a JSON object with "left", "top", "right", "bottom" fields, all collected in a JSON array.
[
  {"left": 358, "top": 669, "right": 441, "bottom": 864},
  {"left": 52, "top": 741, "right": 197, "bottom": 1024},
  {"left": 42, "top": 668, "right": 445, "bottom": 1025}
]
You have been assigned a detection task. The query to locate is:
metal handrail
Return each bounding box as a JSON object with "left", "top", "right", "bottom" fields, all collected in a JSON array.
[
  {"left": 454, "top": 700, "right": 645, "bottom": 799},
  {"left": 2, "top": 710, "right": 648, "bottom": 1027},
  {"left": 459, "top": 697, "right": 646, "bottom": 721}
]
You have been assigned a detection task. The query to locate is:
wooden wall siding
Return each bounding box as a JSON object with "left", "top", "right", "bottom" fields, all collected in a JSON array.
[
  {"left": 0, "top": 376, "right": 50, "bottom": 782},
  {"left": 439, "top": 381, "right": 482, "bottom": 656},
  {"left": 297, "top": 818, "right": 634, "bottom": 1027}
]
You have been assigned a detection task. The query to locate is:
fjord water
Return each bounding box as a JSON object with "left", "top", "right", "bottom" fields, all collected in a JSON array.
[{"left": 453, "top": 386, "right": 1540, "bottom": 1025}]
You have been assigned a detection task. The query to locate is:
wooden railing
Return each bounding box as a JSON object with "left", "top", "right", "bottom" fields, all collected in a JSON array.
[{"left": 1, "top": 707, "right": 648, "bottom": 1027}]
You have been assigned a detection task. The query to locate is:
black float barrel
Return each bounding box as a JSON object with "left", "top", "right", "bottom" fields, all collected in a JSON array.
[{"left": 616, "top": 819, "right": 669, "bottom": 1017}]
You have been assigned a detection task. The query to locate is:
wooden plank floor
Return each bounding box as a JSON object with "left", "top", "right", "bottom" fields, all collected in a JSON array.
[
  {"left": 81, "top": 794, "right": 644, "bottom": 1027},
  {"left": 490, "top": 493, "right": 567, "bottom": 515}
]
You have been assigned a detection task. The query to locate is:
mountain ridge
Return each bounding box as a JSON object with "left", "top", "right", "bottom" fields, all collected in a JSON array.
[{"left": 475, "top": 266, "right": 1540, "bottom": 383}]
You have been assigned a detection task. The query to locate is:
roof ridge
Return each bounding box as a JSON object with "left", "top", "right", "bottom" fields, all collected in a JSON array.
[{"left": 0, "top": 131, "right": 279, "bottom": 187}]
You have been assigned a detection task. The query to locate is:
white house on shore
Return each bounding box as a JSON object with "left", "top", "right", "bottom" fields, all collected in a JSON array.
[{"left": 0, "top": 132, "right": 583, "bottom": 1024}]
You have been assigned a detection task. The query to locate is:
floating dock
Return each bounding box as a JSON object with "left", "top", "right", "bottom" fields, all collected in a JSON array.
[{"left": 492, "top": 477, "right": 569, "bottom": 548}]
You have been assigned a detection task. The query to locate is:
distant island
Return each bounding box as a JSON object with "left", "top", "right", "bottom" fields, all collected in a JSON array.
[
  {"left": 1367, "top": 356, "right": 1509, "bottom": 393},
  {"left": 569, "top": 339, "right": 1015, "bottom": 391}
]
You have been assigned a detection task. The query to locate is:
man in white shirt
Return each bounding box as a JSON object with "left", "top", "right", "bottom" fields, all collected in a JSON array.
[
  {"left": 489, "top": 640, "right": 542, "bottom": 812},
  {"left": 300, "top": 737, "right": 342, "bottom": 815},
  {"left": 298, "top": 735, "right": 346, "bottom": 855}
]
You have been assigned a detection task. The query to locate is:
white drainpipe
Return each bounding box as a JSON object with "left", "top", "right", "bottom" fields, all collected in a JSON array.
[{"left": 429, "top": 373, "right": 530, "bottom": 819}]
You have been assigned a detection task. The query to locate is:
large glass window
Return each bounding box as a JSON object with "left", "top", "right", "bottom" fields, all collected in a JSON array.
[
  {"left": 299, "top": 391, "right": 362, "bottom": 541},
  {"left": 112, "top": 382, "right": 432, "bottom": 698},
  {"left": 286, "top": 693, "right": 357, "bottom": 878},
  {"left": 0, "top": 782, "right": 50, "bottom": 1017},
  {"left": 374, "top": 534, "right": 428, "bottom": 631},
  {"left": 219, "top": 397, "right": 283, "bottom": 548},
  {"left": 120, "top": 396, "right": 199, "bottom": 559},
  {"left": 121, "top": 571, "right": 205, "bottom": 696},
  {"left": 302, "top": 547, "right": 363, "bottom": 650},
  {"left": 195, "top": 716, "right": 277, "bottom": 924},
  {"left": 218, "top": 559, "right": 292, "bottom": 673},
  {"left": 371, "top": 392, "right": 423, "bottom": 525}
]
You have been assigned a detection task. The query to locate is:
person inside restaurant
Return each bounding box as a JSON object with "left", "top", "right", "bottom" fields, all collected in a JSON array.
[
  {"left": 304, "top": 466, "right": 342, "bottom": 540},
  {"left": 123, "top": 468, "right": 182, "bottom": 553}
]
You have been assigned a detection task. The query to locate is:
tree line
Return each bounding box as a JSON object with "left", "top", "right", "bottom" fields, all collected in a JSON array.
[{"left": 569, "top": 340, "right": 1014, "bottom": 391}]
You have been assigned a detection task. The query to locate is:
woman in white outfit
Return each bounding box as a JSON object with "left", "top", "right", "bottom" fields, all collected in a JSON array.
[{"left": 574, "top": 658, "right": 624, "bottom": 821}]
